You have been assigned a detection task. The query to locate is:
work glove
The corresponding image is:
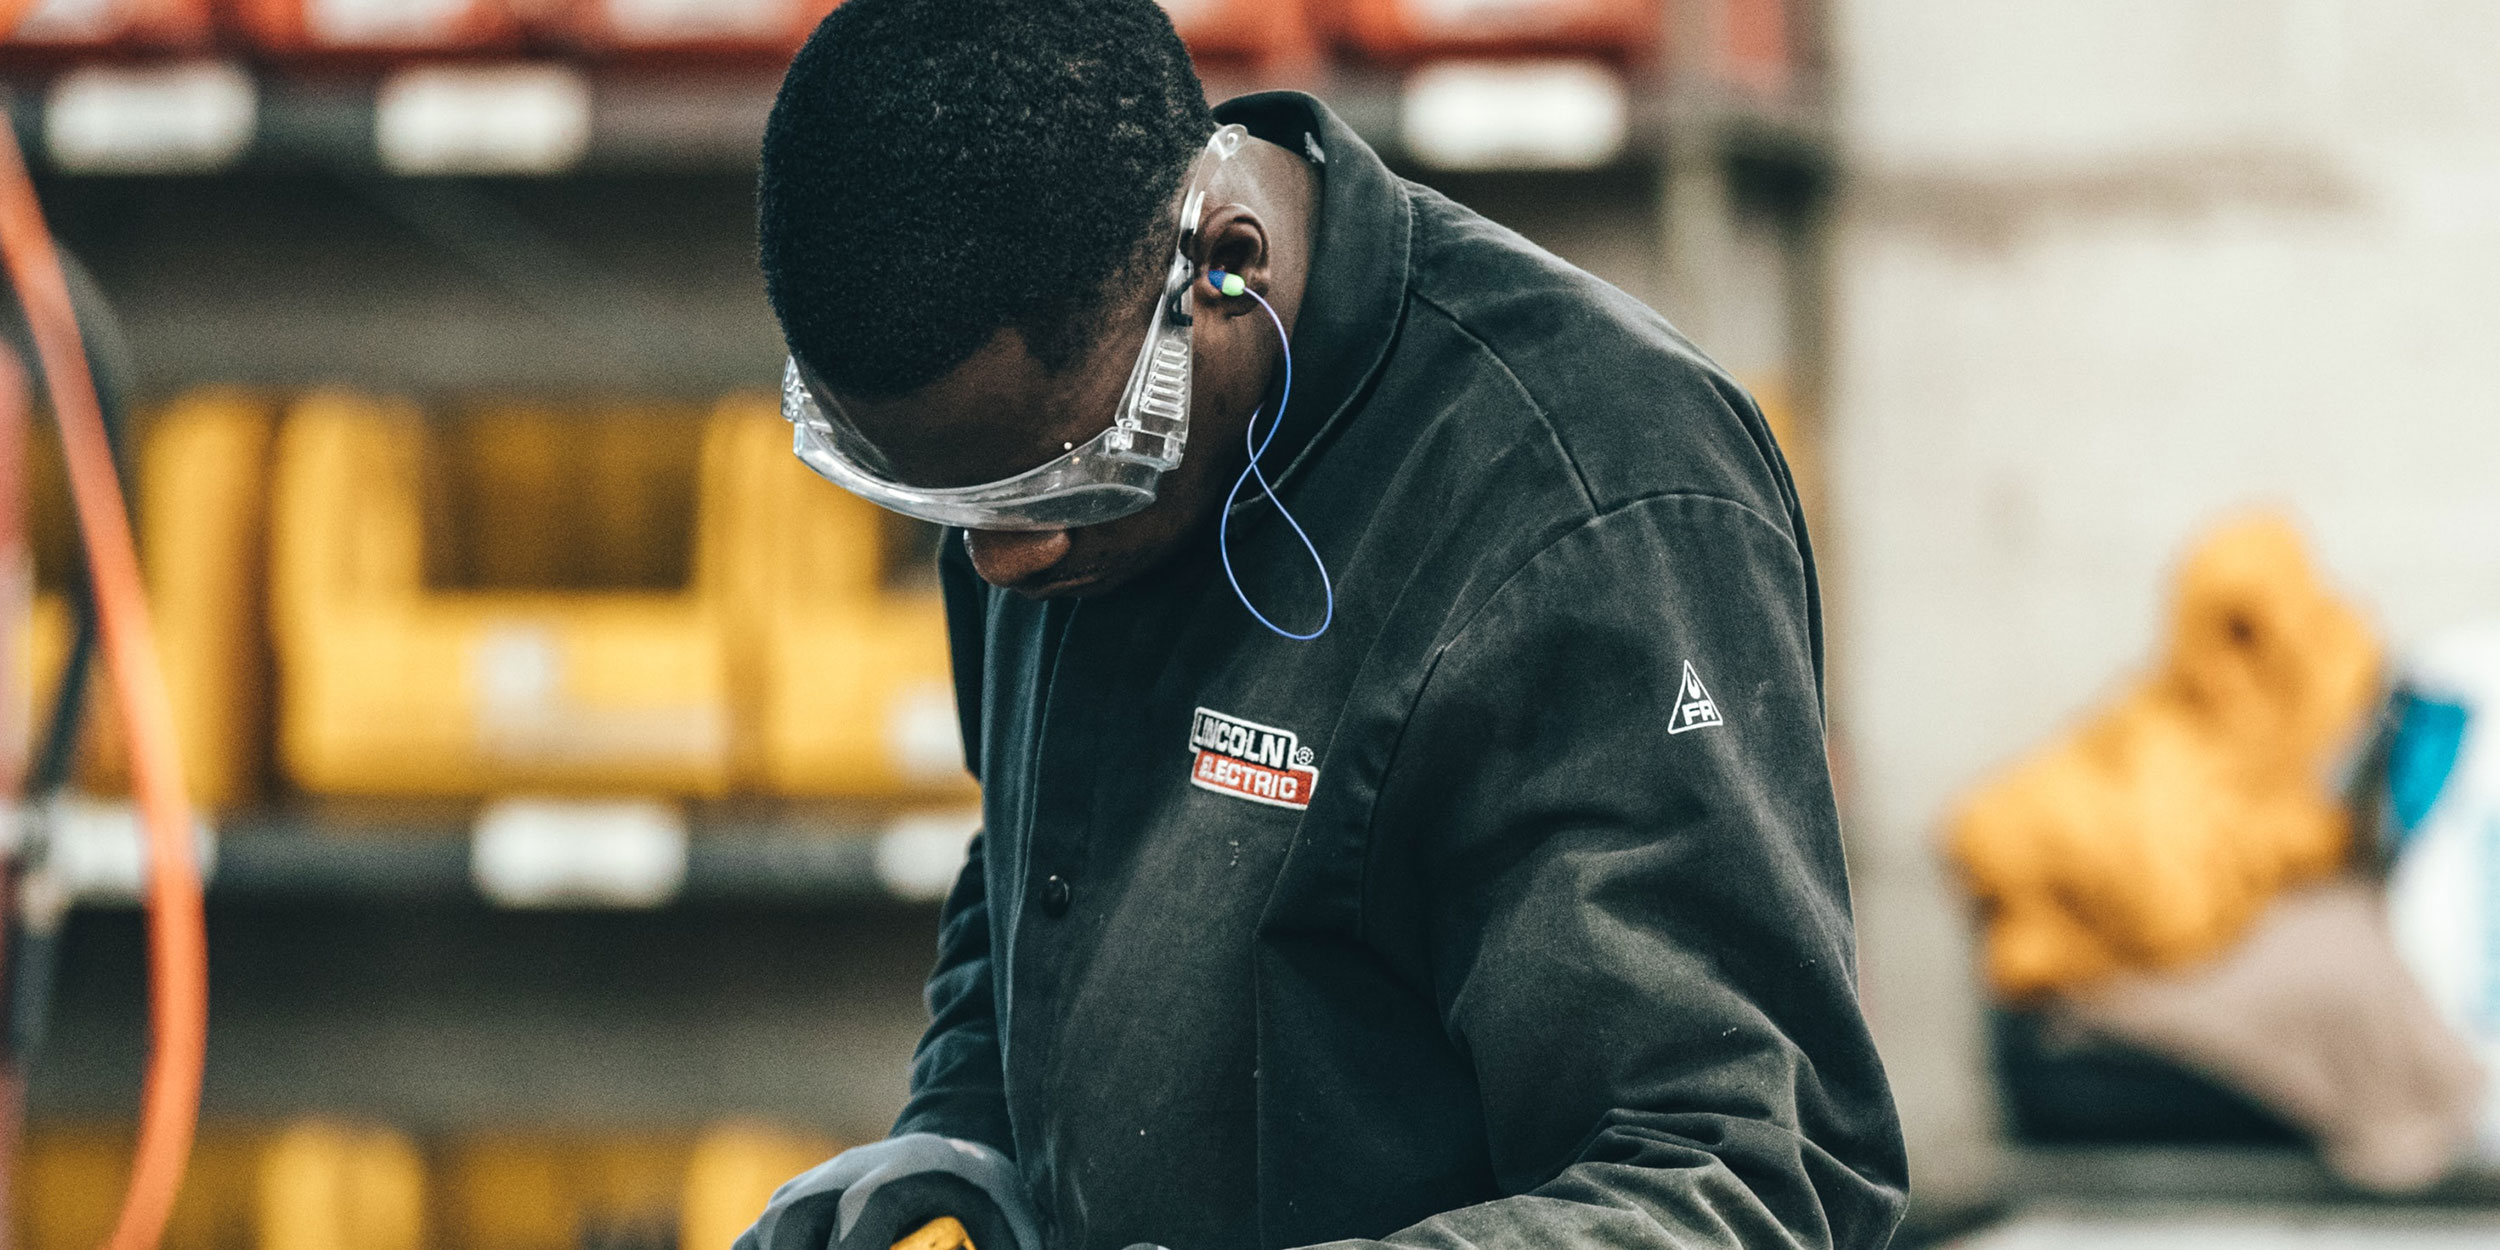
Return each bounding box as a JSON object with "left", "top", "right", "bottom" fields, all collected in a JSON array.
[{"left": 733, "top": 1133, "right": 1042, "bottom": 1250}]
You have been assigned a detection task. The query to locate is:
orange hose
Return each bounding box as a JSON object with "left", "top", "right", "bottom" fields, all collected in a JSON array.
[
  {"left": 0, "top": 345, "right": 26, "bottom": 1250},
  {"left": 0, "top": 348, "right": 25, "bottom": 774},
  {"left": 0, "top": 124, "right": 207, "bottom": 1250}
]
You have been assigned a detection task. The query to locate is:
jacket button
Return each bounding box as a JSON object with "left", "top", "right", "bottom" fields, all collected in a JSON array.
[{"left": 1040, "top": 874, "right": 1072, "bottom": 918}]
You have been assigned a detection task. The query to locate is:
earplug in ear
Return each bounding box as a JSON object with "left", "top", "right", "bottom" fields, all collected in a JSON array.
[{"left": 1208, "top": 268, "right": 1247, "bottom": 298}]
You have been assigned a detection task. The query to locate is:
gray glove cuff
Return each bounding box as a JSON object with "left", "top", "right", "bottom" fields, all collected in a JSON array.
[{"left": 749, "top": 1133, "right": 1041, "bottom": 1250}]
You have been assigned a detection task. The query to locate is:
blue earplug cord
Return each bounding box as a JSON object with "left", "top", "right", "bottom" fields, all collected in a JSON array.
[{"left": 1209, "top": 268, "right": 1333, "bottom": 641}]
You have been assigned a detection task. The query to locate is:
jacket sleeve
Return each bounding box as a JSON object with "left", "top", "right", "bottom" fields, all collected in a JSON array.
[
  {"left": 1338, "top": 494, "right": 1906, "bottom": 1250},
  {"left": 889, "top": 533, "right": 1015, "bottom": 1155}
]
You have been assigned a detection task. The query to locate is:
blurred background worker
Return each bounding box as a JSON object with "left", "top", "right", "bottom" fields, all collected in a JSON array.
[{"left": 736, "top": 1, "right": 1901, "bottom": 1248}]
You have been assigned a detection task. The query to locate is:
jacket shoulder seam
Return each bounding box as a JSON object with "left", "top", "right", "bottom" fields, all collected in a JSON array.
[
  {"left": 1438, "top": 489, "right": 1795, "bottom": 656},
  {"left": 1407, "top": 288, "right": 1600, "bottom": 517}
]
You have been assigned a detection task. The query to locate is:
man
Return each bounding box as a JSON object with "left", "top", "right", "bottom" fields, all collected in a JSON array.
[{"left": 740, "top": 1, "right": 1905, "bottom": 1247}]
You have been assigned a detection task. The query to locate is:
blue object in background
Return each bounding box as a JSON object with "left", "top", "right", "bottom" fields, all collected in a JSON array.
[{"left": 2387, "top": 688, "right": 2471, "bottom": 846}]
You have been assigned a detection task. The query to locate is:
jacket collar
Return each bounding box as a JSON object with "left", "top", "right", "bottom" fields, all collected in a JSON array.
[{"left": 1210, "top": 91, "right": 1412, "bottom": 497}]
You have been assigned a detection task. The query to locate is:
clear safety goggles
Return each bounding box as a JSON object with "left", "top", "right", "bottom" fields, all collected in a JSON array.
[{"left": 780, "top": 124, "right": 1249, "bottom": 531}]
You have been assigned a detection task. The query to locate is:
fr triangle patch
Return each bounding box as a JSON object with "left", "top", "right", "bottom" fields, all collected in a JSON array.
[{"left": 1669, "top": 661, "right": 1724, "bottom": 735}]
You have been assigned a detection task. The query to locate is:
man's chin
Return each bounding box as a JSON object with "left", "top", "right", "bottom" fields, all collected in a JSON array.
[
  {"left": 991, "top": 518, "right": 1200, "bottom": 599},
  {"left": 1008, "top": 546, "right": 1182, "bottom": 599},
  {"left": 1013, "top": 568, "right": 1129, "bottom": 599}
]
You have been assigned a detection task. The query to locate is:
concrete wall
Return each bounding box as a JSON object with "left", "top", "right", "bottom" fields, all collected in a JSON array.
[{"left": 1827, "top": 0, "right": 2500, "bottom": 1196}]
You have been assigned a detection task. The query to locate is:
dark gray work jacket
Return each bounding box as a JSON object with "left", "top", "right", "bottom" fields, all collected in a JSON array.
[{"left": 893, "top": 91, "right": 1907, "bottom": 1250}]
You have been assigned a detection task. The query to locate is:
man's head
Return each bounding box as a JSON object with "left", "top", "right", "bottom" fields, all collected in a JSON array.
[{"left": 759, "top": 0, "right": 1316, "bottom": 597}]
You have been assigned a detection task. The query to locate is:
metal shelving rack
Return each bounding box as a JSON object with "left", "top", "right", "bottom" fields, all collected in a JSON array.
[
  {"left": 211, "top": 809, "right": 913, "bottom": 904},
  {"left": 3, "top": 64, "right": 1828, "bottom": 174}
]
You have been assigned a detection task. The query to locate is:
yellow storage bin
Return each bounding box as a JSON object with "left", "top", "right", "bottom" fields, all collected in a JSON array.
[
  {"left": 19, "top": 1120, "right": 421, "bottom": 1250},
  {"left": 269, "top": 392, "right": 736, "bottom": 797},
  {"left": 680, "top": 1121, "right": 841, "bottom": 1250},
  {"left": 427, "top": 402, "right": 706, "bottom": 594},
  {"left": 15, "top": 593, "right": 71, "bottom": 758},
  {"left": 442, "top": 1132, "right": 688, "bottom": 1250},
  {"left": 443, "top": 1122, "right": 840, "bottom": 1250},
  {"left": 16, "top": 1123, "right": 262, "bottom": 1250},
  {"left": 12, "top": 389, "right": 276, "bottom": 808},
  {"left": 709, "top": 398, "right": 972, "bottom": 799},
  {"left": 17, "top": 1119, "right": 836, "bottom": 1250},
  {"left": 257, "top": 1121, "right": 428, "bottom": 1250}
]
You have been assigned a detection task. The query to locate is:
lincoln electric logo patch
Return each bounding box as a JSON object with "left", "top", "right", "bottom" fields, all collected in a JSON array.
[{"left": 1189, "top": 707, "right": 1320, "bottom": 810}]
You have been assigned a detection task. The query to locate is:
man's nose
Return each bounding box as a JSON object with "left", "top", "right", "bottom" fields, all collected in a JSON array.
[{"left": 964, "top": 528, "right": 1073, "bottom": 590}]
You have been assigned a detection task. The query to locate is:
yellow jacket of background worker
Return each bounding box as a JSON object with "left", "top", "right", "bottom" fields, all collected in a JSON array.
[{"left": 1949, "top": 512, "right": 2381, "bottom": 999}]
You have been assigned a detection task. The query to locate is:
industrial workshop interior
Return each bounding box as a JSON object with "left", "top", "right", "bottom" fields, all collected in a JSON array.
[{"left": 1, "top": 0, "right": 2497, "bottom": 1247}]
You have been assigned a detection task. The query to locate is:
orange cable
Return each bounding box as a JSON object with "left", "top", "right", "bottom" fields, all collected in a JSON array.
[
  {"left": 0, "top": 347, "right": 25, "bottom": 774},
  {"left": 0, "top": 345, "right": 26, "bottom": 1250},
  {"left": 0, "top": 122, "right": 207, "bottom": 1250}
]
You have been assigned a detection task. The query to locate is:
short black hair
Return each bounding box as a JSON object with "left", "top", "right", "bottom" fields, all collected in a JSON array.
[{"left": 758, "top": 0, "right": 1214, "bottom": 399}]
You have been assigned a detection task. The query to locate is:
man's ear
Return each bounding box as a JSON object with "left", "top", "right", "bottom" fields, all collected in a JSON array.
[{"left": 1195, "top": 204, "right": 1271, "bottom": 314}]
